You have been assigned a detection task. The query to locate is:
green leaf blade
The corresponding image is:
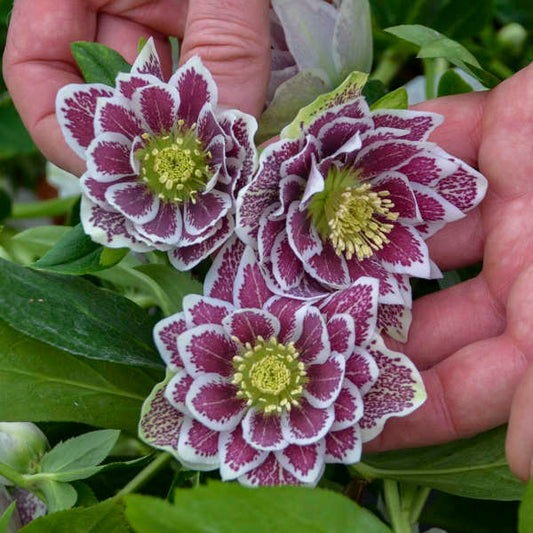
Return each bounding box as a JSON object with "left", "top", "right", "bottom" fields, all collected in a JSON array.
[{"left": 71, "top": 42, "right": 131, "bottom": 85}]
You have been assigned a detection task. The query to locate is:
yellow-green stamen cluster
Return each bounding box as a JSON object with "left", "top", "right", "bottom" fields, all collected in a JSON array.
[
  {"left": 231, "top": 336, "right": 307, "bottom": 414},
  {"left": 135, "top": 120, "right": 212, "bottom": 204},
  {"left": 307, "top": 167, "right": 399, "bottom": 261}
]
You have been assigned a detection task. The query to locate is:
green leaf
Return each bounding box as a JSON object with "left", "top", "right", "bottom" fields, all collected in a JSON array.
[
  {"left": 0, "top": 500, "right": 17, "bottom": 533},
  {"left": 2, "top": 226, "right": 70, "bottom": 265},
  {"left": 39, "top": 480, "right": 77, "bottom": 513},
  {"left": 0, "top": 257, "right": 161, "bottom": 368},
  {"left": 355, "top": 426, "right": 526, "bottom": 500},
  {"left": 125, "top": 483, "right": 391, "bottom": 532},
  {"left": 41, "top": 430, "right": 120, "bottom": 477},
  {"left": 370, "top": 87, "right": 408, "bottom": 110},
  {"left": 385, "top": 24, "right": 500, "bottom": 89},
  {"left": 257, "top": 70, "right": 329, "bottom": 144},
  {"left": 71, "top": 42, "right": 131, "bottom": 86},
  {"left": 0, "top": 320, "right": 161, "bottom": 433},
  {"left": 94, "top": 260, "right": 202, "bottom": 316},
  {"left": 20, "top": 498, "right": 129, "bottom": 533},
  {"left": 281, "top": 71, "right": 368, "bottom": 140},
  {"left": 437, "top": 69, "right": 475, "bottom": 97},
  {"left": 0, "top": 101, "right": 36, "bottom": 160},
  {"left": 10, "top": 197, "right": 79, "bottom": 220},
  {"left": 32, "top": 224, "right": 128, "bottom": 275},
  {"left": 519, "top": 477, "right": 533, "bottom": 532},
  {"left": 433, "top": 0, "right": 494, "bottom": 39},
  {"left": 362, "top": 79, "right": 387, "bottom": 107}
]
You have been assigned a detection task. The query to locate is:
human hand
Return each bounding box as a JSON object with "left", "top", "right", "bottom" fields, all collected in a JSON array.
[
  {"left": 2, "top": 0, "right": 271, "bottom": 176},
  {"left": 365, "top": 62, "right": 533, "bottom": 479}
]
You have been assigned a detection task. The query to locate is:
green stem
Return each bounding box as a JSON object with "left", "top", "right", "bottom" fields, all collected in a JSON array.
[
  {"left": 423, "top": 59, "right": 436, "bottom": 100},
  {"left": 371, "top": 48, "right": 408, "bottom": 87},
  {"left": 11, "top": 196, "right": 79, "bottom": 219},
  {"left": 409, "top": 486, "right": 431, "bottom": 524},
  {"left": 383, "top": 480, "right": 412, "bottom": 533},
  {"left": 116, "top": 452, "right": 172, "bottom": 497},
  {"left": 0, "top": 461, "right": 28, "bottom": 488}
]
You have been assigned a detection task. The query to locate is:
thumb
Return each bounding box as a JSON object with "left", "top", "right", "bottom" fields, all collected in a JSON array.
[{"left": 179, "top": 0, "right": 271, "bottom": 118}]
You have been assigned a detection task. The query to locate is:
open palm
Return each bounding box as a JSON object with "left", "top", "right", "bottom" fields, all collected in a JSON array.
[{"left": 367, "top": 63, "right": 533, "bottom": 477}]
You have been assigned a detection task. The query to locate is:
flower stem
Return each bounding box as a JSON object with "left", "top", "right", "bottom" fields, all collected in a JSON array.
[
  {"left": 0, "top": 461, "right": 28, "bottom": 488},
  {"left": 383, "top": 480, "right": 412, "bottom": 533},
  {"left": 11, "top": 196, "right": 79, "bottom": 219},
  {"left": 116, "top": 452, "right": 172, "bottom": 497},
  {"left": 409, "top": 486, "right": 431, "bottom": 524},
  {"left": 371, "top": 48, "right": 408, "bottom": 87}
]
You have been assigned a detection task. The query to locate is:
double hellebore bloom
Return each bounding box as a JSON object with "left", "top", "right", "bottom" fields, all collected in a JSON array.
[
  {"left": 237, "top": 77, "right": 487, "bottom": 304},
  {"left": 139, "top": 239, "right": 425, "bottom": 486},
  {"left": 56, "top": 38, "right": 257, "bottom": 269}
]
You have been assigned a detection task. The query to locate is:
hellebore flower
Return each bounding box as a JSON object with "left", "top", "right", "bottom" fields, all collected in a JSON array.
[
  {"left": 56, "top": 38, "right": 257, "bottom": 270},
  {"left": 237, "top": 76, "right": 487, "bottom": 305},
  {"left": 139, "top": 239, "right": 425, "bottom": 486}
]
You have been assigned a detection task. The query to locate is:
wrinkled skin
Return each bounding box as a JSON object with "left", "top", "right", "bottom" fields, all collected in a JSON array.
[
  {"left": 4, "top": 0, "right": 533, "bottom": 480},
  {"left": 2, "top": 0, "right": 271, "bottom": 175}
]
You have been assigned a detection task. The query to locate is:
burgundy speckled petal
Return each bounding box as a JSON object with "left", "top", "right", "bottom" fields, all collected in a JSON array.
[
  {"left": 275, "top": 440, "right": 325, "bottom": 484},
  {"left": 186, "top": 374, "right": 246, "bottom": 432},
  {"left": 345, "top": 347, "right": 379, "bottom": 394},
  {"left": 411, "top": 182, "right": 464, "bottom": 223},
  {"left": 86, "top": 132, "right": 133, "bottom": 181},
  {"left": 204, "top": 236, "right": 246, "bottom": 302},
  {"left": 169, "top": 215, "right": 234, "bottom": 271},
  {"left": 105, "top": 181, "right": 159, "bottom": 224},
  {"left": 94, "top": 97, "right": 144, "bottom": 141},
  {"left": 11, "top": 488, "right": 47, "bottom": 526},
  {"left": 435, "top": 162, "right": 487, "bottom": 212},
  {"left": 304, "top": 352, "right": 345, "bottom": 409},
  {"left": 170, "top": 56, "right": 218, "bottom": 128},
  {"left": 305, "top": 240, "right": 350, "bottom": 289},
  {"left": 265, "top": 296, "right": 305, "bottom": 344},
  {"left": 371, "top": 109, "right": 443, "bottom": 142},
  {"left": 165, "top": 369, "right": 194, "bottom": 416},
  {"left": 57, "top": 83, "right": 115, "bottom": 158},
  {"left": 241, "top": 408, "right": 287, "bottom": 451},
  {"left": 177, "top": 417, "right": 220, "bottom": 470},
  {"left": 222, "top": 309, "right": 280, "bottom": 346},
  {"left": 178, "top": 324, "right": 236, "bottom": 378},
  {"left": 236, "top": 138, "right": 301, "bottom": 245},
  {"left": 219, "top": 425, "right": 268, "bottom": 480},
  {"left": 239, "top": 453, "right": 303, "bottom": 487},
  {"left": 280, "top": 135, "right": 318, "bottom": 178},
  {"left": 80, "top": 172, "right": 131, "bottom": 208},
  {"left": 137, "top": 201, "right": 182, "bottom": 245},
  {"left": 371, "top": 172, "right": 420, "bottom": 221},
  {"left": 324, "top": 425, "right": 362, "bottom": 464},
  {"left": 153, "top": 312, "right": 187, "bottom": 370},
  {"left": 377, "top": 304, "right": 412, "bottom": 343},
  {"left": 258, "top": 208, "right": 285, "bottom": 262},
  {"left": 183, "top": 190, "right": 231, "bottom": 236},
  {"left": 281, "top": 399, "right": 334, "bottom": 445},
  {"left": 326, "top": 314, "right": 355, "bottom": 358},
  {"left": 303, "top": 99, "right": 370, "bottom": 138},
  {"left": 131, "top": 37, "right": 164, "bottom": 80},
  {"left": 182, "top": 294, "right": 234, "bottom": 328},
  {"left": 293, "top": 307, "right": 330, "bottom": 365},
  {"left": 81, "top": 197, "right": 151, "bottom": 252},
  {"left": 115, "top": 71, "right": 161, "bottom": 100},
  {"left": 132, "top": 84, "right": 180, "bottom": 134},
  {"left": 139, "top": 379, "right": 184, "bottom": 453},
  {"left": 331, "top": 381, "right": 363, "bottom": 431},
  {"left": 233, "top": 246, "right": 274, "bottom": 308},
  {"left": 359, "top": 335, "right": 426, "bottom": 442},
  {"left": 275, "top": 175, "right": 306, "bottom": 217},
  {"left": 271, "top": 231, "right": 305, "bottom": 290},
  {"left": 319, "top": 278, "right": 378, "bottom": 346},
  {"left": 286, "top": 201, "right": 323, "bottom": 261}
]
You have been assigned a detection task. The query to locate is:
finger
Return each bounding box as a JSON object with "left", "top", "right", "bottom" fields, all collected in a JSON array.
[
  {"left": 412, "top": 91, "right": 488, "bottom": 168},
  {"left": 386, "top": 274, "right": 505, "bottom": 369},
  {"left": 479, "top": 63, "right": 533, "bottom": 199},
  {"left": 368, "top": 265, "right": 533, "bottom": 453},
  {"left": 3, "top": 0, "right": 97, "bottom": 174},
  {"left": 180, "top": 0, "right": 271, "bottom": 118},
  {"left": 507, "top": 365, "right": 533, "bottom": 481}
]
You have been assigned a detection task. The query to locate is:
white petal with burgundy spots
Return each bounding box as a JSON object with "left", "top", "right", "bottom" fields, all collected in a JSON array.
[
  {"left": 165, "top": 369, "right": 194, "bottom": 417},
  {"left": 94, "top": 97, "right": 143, "bottom": 140},
  {"left": 86, "top": 132, "right": 133, "bottom": 181},
  {"left": 183, "top": 189, "right": 231, "bottom": 236},
  {"left": 275, "top": 440, "right": 325, "bottom": 484},
  {"left": 239, "top": 453, "right": 303, "bottom": 487},
  {"left": 233, "top": 246, "right": 274, "bottom": 308},
  {"left": 241, "top": 408, "right": 288, "bottom": 451},
  {"left": 344, "top": 346, "right": 379, "bottom": 395},
  {"left": 131, "top": 37, "right": 164, "bottom": 80},
  {"left": 304, "top": 352, "right": 345, "bottom": 409},
  {"left": 186, "top": 374, "right": 246, "bottom": 432},
  {"left": 137, "top": 201, "right": 182, "bottom": 245},
  {"left": 327, "top": 314, "right": 355, "bottom": 358},
  {"left": 293, "top": 306, "right": 330, "bottom": 365},
  {"left": 324, "top": 425, "right": 362, "bottom": 464},
  {"left": 331, "top": 380, "right": 363, "bottom": 430},
  {"left": 222, "top": 309, "right": 280, "bottom": 346},
  {"left": 178, "top": 324, "right": 236, "bottom": 378},
  {"left": 281, "top": 400, "right": 334, "bottom": 445},
  {"left": 105, "top": 181, "right": 159, "bottom": 224},
  {"left": 219, "top": 425, "right": 268, "bottom": 480},
  {"left": 182, "top": 294, "right": 234, "bottom": 328},
  {"left": 177, "top": 416, "right": 220, "bottom": 470},
  {"left": 153, "top": 312, "right": 187, "bottom": 370}
]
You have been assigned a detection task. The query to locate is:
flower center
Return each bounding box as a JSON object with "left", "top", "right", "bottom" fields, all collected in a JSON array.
[
  {"left": 135, "top": 120, "right": 212, "bottom": 204},
  {"left": 307, "top": 166, "right": 399, "bottom": 261},
  {"left": 231, "top": 336, "right": 307, "bottom": 414}
]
